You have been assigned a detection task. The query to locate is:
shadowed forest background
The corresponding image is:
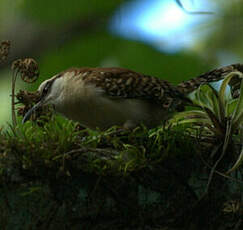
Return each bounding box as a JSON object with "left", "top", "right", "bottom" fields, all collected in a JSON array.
[{"left": 1, "top": 0, "right": 243, "bottom": 125}]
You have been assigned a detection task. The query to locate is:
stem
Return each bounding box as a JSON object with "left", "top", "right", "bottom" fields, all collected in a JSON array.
[
  {"left": 205, "top": 119, "right": 232, "bottom": 193},
  {"left": 11, "top": 70, "right": 18, "bottom": 127}
]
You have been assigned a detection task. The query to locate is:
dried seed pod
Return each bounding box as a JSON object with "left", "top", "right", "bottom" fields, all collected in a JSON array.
[
  {"left": 11, "top": 59, "right": 23, "bottom": 71},
  {"left": 0, "top": 40, "right": 10, "bottom": 62},
  {"left": 16, "top": 89, "right": 53, "bottom": 124},
  {"left": 16, "top": 90, "right": 40, "bottom": 118},
  {"left": 16, "top": 90, "right": 41, "bottom": 106},
  {"left": 17, "top": 106, "right": 26, "bottom": 117},
  {"left": 11, "top": 58, "right": 39, "bottom": 83},
  {"left": 20, "top": 58, "right": 39, "bottom": 83}
]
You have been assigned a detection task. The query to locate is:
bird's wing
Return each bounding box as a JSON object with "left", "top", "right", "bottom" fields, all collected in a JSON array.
[{"left": 77, "top": 67, "right": 185, "bottom": 111}]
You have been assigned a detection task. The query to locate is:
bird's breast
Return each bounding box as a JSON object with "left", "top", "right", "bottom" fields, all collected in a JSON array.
[{"left": 53, "top": 78, "right": 171, "bottom": 129}]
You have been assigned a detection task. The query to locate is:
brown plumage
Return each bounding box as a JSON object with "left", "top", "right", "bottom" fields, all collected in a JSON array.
[
  {"left": 62, "top": 67, "right": 186, "bottom": 110},
  {"left": 177, "top": 63, "right": 243, "bottom": 97},
  {"left": 22, "top": 64, "right": 242, "bottom": 130}
]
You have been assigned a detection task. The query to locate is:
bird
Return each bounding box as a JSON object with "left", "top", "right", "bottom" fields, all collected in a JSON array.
[{"left": 22, "top": 64, "right": 242, "bottom": 130}]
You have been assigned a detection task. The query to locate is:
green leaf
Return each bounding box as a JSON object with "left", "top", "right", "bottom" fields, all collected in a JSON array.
[
  {"left": 206, "top": 87, "right": 221, "bottom": 121},
  {"left": 219, "top": 71, "right": 242, "bottom": 106},
  {"left": 195, "top": 84, "right": 221, "bottom": 120},
  {"left": 226, "top": 147, "right": 243, "bottom": 174},
  {"left": 172, "top": 110, "right": 209, "bottom": 120},
  {"left": 176, "top": 118, "right": 213, "bottom": 128},
  {"left": 226, "top": 99, "right": 238, "bottom": 117},
  {"left": 205, "top": 107, "right": 224, "bottom": 133},
  {"left": 232, "top": 77, "right": 243, "bottom": 129}
]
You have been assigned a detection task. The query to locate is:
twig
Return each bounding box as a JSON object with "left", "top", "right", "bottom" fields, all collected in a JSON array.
[
  {"left": 61, "top": 147, "right": 118, "bottom": 161},
  {"left": 199, "top": 154, "right": 243, "bottom": 184},
  {"left": 175, "top": 0, "right": 214, "bottom": 14},
  {"left": 1, "top": 185, "right": 12, "bottom": 212},
  {"left": 205, "top": 119, "right": 232, "bottom": 193},
  {"left": 11, "top": 69, "right": 18, "bottom": 127}
]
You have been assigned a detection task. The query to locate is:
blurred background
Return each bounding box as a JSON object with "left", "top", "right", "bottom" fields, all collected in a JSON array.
[{"left": 0, "top": 0, "right": 243, "bottom": 126}]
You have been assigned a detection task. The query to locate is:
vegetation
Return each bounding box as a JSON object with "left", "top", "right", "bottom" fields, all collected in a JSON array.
[
  {"left": 0, "top": 43, "right": 242, "bottom": 228},
  {"left": 0, "top": 0, "right": 243, "bottom": 228},
  {"left": 172, "top": 71, "right": 243, "bottom": 174}
]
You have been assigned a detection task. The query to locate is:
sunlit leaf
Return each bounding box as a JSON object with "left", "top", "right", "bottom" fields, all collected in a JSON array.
[
  {"left": 219, "top": 71, "right": 241, "bottom": 107},
  {"left": 195, "top": 84, "right": 220, "bottom": 117},
  {"left": 226, "top": 99, "right": 238, "bottom": 117},
  {"left": 172, "top": 110, "right": 209, "bottom": 120},
  {"left": 232, "top": 78, "right": 243, "bottom": 129}
]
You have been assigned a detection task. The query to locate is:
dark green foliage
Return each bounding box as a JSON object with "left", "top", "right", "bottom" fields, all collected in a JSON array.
[
  {"left": 0, "top": 117, "right": 242, "bottom": 229},
  {"left": 21, "top": 0, "right": 124, "bottom": 25}
]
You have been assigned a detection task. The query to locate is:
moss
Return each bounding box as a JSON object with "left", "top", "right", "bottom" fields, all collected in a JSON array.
[
  {"left": 0, "top": 118, "right": 194, "bottom": 178},
  {"left": 1, "top": 67, "right": 243, "bottom": 228},
  {"left": 0, "top": 118, "right": 241, "bottom": 229}
]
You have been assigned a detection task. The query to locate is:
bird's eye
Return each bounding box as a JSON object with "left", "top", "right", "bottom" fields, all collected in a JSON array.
[
  {"left": 40, "top": 80, "right": 54, "bottom": 97},
  {"left": 42, "top": 85, "right": 50, "bottom": 95}
]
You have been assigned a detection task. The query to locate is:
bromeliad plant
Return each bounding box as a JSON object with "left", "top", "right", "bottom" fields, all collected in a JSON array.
[{"left": 171, "top": 71, "right": 243, "bottom": 174}]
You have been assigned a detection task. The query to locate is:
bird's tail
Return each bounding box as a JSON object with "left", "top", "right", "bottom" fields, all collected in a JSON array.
[{"left": 177, "top": 64, "right": 243, "bottom": 98}]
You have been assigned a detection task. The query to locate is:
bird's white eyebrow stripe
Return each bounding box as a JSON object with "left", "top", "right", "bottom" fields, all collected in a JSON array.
[{"left": 54, "top": 73, "right": 62, "bottom": 79}]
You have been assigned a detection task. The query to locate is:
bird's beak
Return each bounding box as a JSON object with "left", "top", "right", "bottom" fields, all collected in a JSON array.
[{"left": 22, "top": 100, "right": 44, "bottom": 124}]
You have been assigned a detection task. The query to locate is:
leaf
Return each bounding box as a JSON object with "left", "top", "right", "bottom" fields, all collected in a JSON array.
[
  {"left": 219, "top": 71, "right": 240, "bottom": 107},
  {"left": 232, "top": 78, "right": 243, "bottom": 129},
  {"left": 195, "top": 84, "right": 220, "bottom": 118},
  {"left": 226, "top": 147, "right": 243, "bottom": 174},
  {"left": 172, "top": 110, "right": 209, "bottom": 120},
  {"left": 204, "top": 107, "right": 224, "bottom": 137},
  {"left": 226, "top": 99, "right": 238, "bottom": 117},
  {"left": 205, "top": 86, "right": 221, "bottom": 121},
  {"left": 176, "top": 118, "right": 213, "bottom": 130}
]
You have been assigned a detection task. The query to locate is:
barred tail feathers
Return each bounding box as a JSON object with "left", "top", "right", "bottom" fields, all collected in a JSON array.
[{"left": 177, "top": 64, "right": 243, "bottom": 97}]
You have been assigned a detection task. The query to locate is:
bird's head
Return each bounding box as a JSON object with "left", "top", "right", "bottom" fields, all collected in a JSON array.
[{"left": 22, "top": 74, "right": 64, "bottom": 123}]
